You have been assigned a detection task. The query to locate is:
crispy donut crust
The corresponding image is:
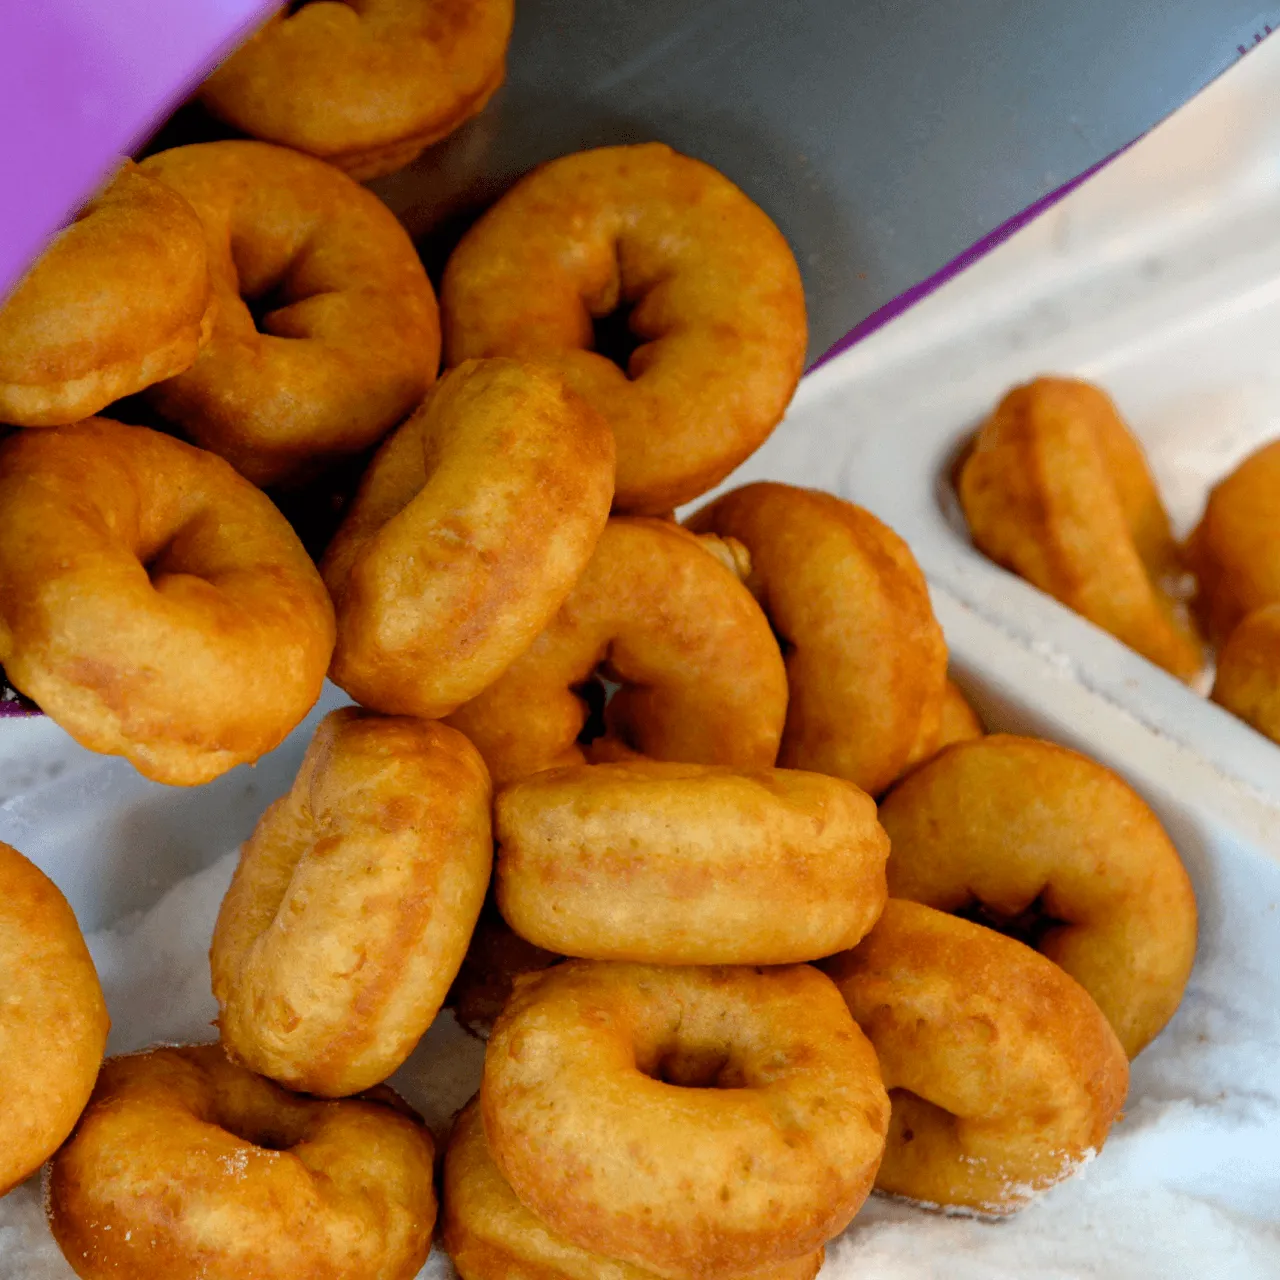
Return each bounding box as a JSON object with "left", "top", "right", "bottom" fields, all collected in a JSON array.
[
  {"left": 0, "top": 162, "right": 214, "bottom": 427},
  {"left": 0, "top": 419, "right": 334, "bottom": 785},
  {"left": 494, "top": 761, "right": 888, "bottom": 965},
  {"left": 879, "top": 734, "right": 1197, "bottom": 1058},
  {"left": 443, "top": 1097, "right": 826, "bottom": 1280},
  {"left": 481, "top": 961, "right": 888, "bottom": 1279},
  {"left": 212, "top": 708, "right": 491, "bottom": 1096},
  {"left": 441, "top": 143, "right": 807, "bottom": 512},
  {"left": 199, "top": 0, "right": 514, "bottom": 181},
  {"left": 824, "top": 900, "right": 1128, "bottom": 1216},
  {"left": 139, "top": 141, "right": 440, "bottom": 486},
  {"left": 322, "top": 359, "right": 615, "bottom": 718},
  {"left": 957, "top": 377, "right": 1203, "bottom": 681},
  {"left": 0, "top": 842, "right": 109, "bottom": 1195},
  {"left": 1213, "top": 603, "right": 1280, "bottom": 745},
  {"left": 47, "top": 1044, "right": 436, "bottom": 1280},
  {"left": 444, "top": 517, "right": 788, "bottom": 786},
  {"left": 687, "top": 482, "right": 948, "bottom": 796}
]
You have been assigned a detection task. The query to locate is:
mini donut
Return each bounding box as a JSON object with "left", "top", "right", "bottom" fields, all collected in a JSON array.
[
  {"left": 494, "top": 761, "right": 888, "bottom": 965},
  {"left": 212, "top": 708, "right": 491, "bottom": 1097},
  {"left": 441, "top": 143, "right": 807, "bottom": 513},
  {"left": 1213, "top": 603, "right": 1280, "bottom": 746},
  {"left": 824, "top": 899, "right": 1128, "bottom": 1216},
  {"left": 47, "top": 1043, "right": 436, "bottom": 1280},
  {"left": 879, "top": 733, "right": 1197, "bottom": 1057},
  {"left": 0, "top": 842, "right": 109, "bottom": 1195},
  {"left": 0, "top": 161, "right": 214, "bottom": 426},
  {"left": 139, "top": 141, "right": 439, "bottom": 486},
  {"left": 0, "top": 419, "right": 334, "bottom": 785},
  {"left": 687, "top": 482, "right": 948, "bottom": 796},
  {"left": 957, "top": 376, "right": 1203, "bottom": 681},
  {"left": 443, "top": 1096, "right": 825, "bottom": 1280},
  {"left": 482, "top": 961, "right": 888, "bottom": 1278},
  {"left": 444, "top": 517, "right": 788, "bottom": 785},
  {"left": 321, "top": 359, "right": 615, "bottom": 718},
  {"left": 199, "top": 1, "right": 515, "bottom": 181}
]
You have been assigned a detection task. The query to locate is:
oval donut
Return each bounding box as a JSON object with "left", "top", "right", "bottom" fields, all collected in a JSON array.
[
  {"left": 1213, "top": 603, "right": 1280, "bottom": 746},
  {"left": 482, "top": 961, "right": 888, "bottom": 1279},
  {"left": 47, "top": 1044, "right": 436, "bottom": 1280},
  {"left": 0, "top": 419, "right": 334, "bottom": 785},
  {"left": 444, "top": 517, "right": 788, "bottom": 785},
  {"left": 824, "top": 900, "right": 1129, "bottom": 1216},
  {"left": 139, "top": 141, "right": 439, "bottom": 486},
  {"left": 0, "top": 842, "right": 109, "bottom": 1195},
  {"left": 687, "top": 482, "right": 948, "bottom": 796},
  {"left": 494, "top": 761, "right": 888, "bottom": 965},
  {"left": 879, "top": 733, "right": 1197, "bottom": 1057},
  {"left": 443, "top": 1096, "right": 825, "bottom": 1280},
  {"left": 199, "top": 0, "right": 514, "bottom": 181},
  {"left": 212, "top": 708, "right": 491, "bottom": 1097},
  {"left": 957, "top": 376, "right": 1203, "bottom": 681},
  {"left": 0, "top": 161, "right": 214, "bottom": 427},
  {"left": 441, "top": 143, "right": 807, "bottom": 513},
  {"left": 322, "top": 358, "right": 615, "bottom": 718}
]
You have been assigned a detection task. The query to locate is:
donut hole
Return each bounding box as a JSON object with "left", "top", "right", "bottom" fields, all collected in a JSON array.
[
  {"left": 573, "top": 671, "right": 623, "bottom": 747},
  {"left": 244, "top": 278, "right": 298, "bottom": 337},
  {"left": 954, "top": 893, "right": 1070, "bottom": 953},
  {"left": 210, "top": 1100, "right": 309, "bottom": 1154},
  {"left": 590, "top": 300, "right": 643, "bottom": 377}
]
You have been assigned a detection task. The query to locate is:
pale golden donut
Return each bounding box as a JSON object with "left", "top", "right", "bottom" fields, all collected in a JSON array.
[
  {"left": 1213, "top": 603, "right": 1280, "bottom": 746},
  {"left": 212, "top": 708, "right": 492, "bottom": 1097}
]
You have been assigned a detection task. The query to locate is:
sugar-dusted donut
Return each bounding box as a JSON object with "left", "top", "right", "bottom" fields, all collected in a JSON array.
[
  {"left": 0, "top": 161, "right": 214, "bottom": 427},
  {"left": 879, "top": 733, "right": 1197, "bottom": 1057},
  {"left": 139, "top": 141, "right": 439, "bottom": 486},
  {"left": 199, "top": 0, "right": 514, "bottom": 181},
  {"left": 0, "top": 419, "right": 334, "bottom": 785},
  {"left": 824, "top": 900, "right": 1128, "bottom": 1216},
  {"left": 212, "top": 708, "right": 491, "bottom": 1096},
  {"left": 322, "top": 359, "right": 615, "bottom": 718},
  {"left": 958, "top": 376, "right": 1203, "bottom": 681},
  {"left": 482, "top": 961, "right": 888, "bottom": 1278},
  {"left": 441, "top": 143, "right": 807, "bottom": 513},
  {"left": 47, "top": 1044, "right": 436, "bottom": 1279},
  {"left": 1214, "top": 603, "right": 1280, "bottom": 746},
  {"left": 687, "top": 482, "right": 947, "bottom": 796},
  {"left": 0, "top": 842, "right": 109, "bottom": 1195},
  {"left": 494, "top": 761, "right": 888, "bottom": 964}
]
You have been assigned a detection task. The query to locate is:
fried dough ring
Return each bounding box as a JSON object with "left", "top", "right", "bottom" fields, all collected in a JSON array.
[
  {"left": 687, "top": 482, "right": 947, "bottom": 796},
  {"left": 441, "top": 143, "right": 807, "bottom": 512},
  {"left": 879, "top": 734, "right": 1197, "bottom": 1057},
  {"left": 1213, "top": 603, "right": 1280, "bottom": 746},
  {"left": 824, "top": 900, "right": 1128, "bottom": 1216},
  {"left": 47, "top": 1044, "right": 436, "bottom": 1280},
  {"left": 0, "top": 419, "right": 334, "bottom": 785},
  {"left": 199, "top": 0, "right": 514, "bottom": 181},
  {"left": 322, "top": 359, "right": 615, "bottom": 718},
  {"left": 0, "top": 842, "right": 109, "bottom": 1195},
  {"left": 139, "top": 141, "right": 439, "bottom": 486},
  {"left": 444, "top": 517, "right": 788, "bottom": 785},
  {"left": 212, "top": 708, "right": 491, "bottom": 1097},
  {"left": 482, "top": 961, "right": 888, "bottom": 1279},
  {"left": 443, "top": 1097, "right": 826, "bottom": 1280},
  {"left": 494, "top": 761, "right": 888, "bottom": 964},
  {"left": 957, "top": 376, "right": 1203, "bottom": 681}
]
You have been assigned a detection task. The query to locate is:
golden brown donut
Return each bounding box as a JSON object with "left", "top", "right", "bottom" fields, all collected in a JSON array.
[
  {"left": 957, "top": 376, "right": 1203, "bottom": 681},
  {"left": 199, "top": 0, "right": 514, "bottom": 181},
  {"left": 47, "top": 1044, "right": 436, "bottom": 1280},
  {"left": 0, "top": 419, "right": 334, "bottom": 785},
  {"left": 879, "top": 733, "right": 1197, "bottom": 1057},
  {"left": 443, "top": 1096, "right": 826, "bottom": 1280},
  {"left": 494, "top": 761, "right": 888, "bottom": 964},
  {"left": 441, "top": 143, "right": 807, "bottom": 513},
  {"left": 445, "top": 517, "right": 788, "bottom": 785},
  {"left": 824, "top": 900, "right": 1128, "bottom": 1216},
  {"left": 687, "top": 482, "right": 948, "bottom": 796},
  {"left": 0, "top": 842, "right": 109, "bottom": 1195},
  {"left": 212, "top": 708, "right": 491, "bottom": 1096},
  {"left": 901, "top": 677, "right": 985, "bottom": 775},
  {"left": 1213, "top": 603, "right": 1280, "bottom": 746},
  {"left": 322, "top": 359, "right": 615, "bottom": 718},
  {"left": 0, "top": 161, "right": 214, "bottom": 427},
  {"left": 139, "top": 141, "right": 439, "bottom": 486},
  {"left": 482, "top": 961, "right": 888, "bottom": 1279}
]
